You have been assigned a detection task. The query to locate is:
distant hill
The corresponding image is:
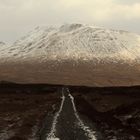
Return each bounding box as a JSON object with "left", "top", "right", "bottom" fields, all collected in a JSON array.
[{"left": 0, "top": 24, "right": 140, "bottom": 87}]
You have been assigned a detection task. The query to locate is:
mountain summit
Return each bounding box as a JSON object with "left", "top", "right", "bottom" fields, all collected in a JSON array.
[
  {"left": 0, "top": 24, "right": 140, "bottom": 86},
  {"left": 0, "top": 42, "right": 6, "bottom": 47}
]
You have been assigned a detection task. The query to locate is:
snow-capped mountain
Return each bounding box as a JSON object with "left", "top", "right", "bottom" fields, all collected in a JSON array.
[
  {"left": 0, "top": 24, "right": 140, "bottom": 87},
  {"left": 0, "top": 42, "right": 9, "bottom": 53},
  {"left": 0, "top": 42, "right": 6, "bottom": 48}
]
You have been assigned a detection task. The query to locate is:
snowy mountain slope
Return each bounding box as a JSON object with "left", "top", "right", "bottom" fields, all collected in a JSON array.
[
  {"left": 0, "top": 42, "right": 10, "bottom": 54},
  {"left": 0, "top": 42, "right": 6, "bottom": 49},
  {"left": 1, "top": 24, "right": 140, "bottom": 63},
  {"left": 0, "top": 42, "right": 5, "bottom": 46},
  {"left": 0, "top": 24, "right": 140, "bottom": 86}
]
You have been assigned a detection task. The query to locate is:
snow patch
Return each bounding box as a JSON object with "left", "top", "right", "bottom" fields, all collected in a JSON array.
[
  {"left": 46, "top": 92, "right": 65, "bottom": 140},
  {"left": 67, "top": 88, "right": 97, "bottom": 140},
  {"left": 0, "top": 127, "right": 15, "bottom": 140}
]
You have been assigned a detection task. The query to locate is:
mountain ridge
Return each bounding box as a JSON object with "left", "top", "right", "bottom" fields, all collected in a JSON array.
[{"left": 0, "top": 24, "right": 140, "bottom": 87}]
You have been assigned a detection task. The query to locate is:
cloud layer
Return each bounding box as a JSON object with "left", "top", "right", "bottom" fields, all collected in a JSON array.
[{"left": 0, "top": 0, "right": 140, "bottom": 43}]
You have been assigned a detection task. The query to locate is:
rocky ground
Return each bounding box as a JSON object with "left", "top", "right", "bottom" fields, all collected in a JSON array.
[
  {"left": 0, "top": 84, "right": 60, "bottom": 140},
  {"left": 71, "top": 86, "right": 140, "bottom": 140},
  {"left": 0, "top": 84, "right": 140, "bottom": 140}
]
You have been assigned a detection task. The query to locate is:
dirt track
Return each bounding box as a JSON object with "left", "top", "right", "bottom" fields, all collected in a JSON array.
[
  {"left": 41, "top": 87, "right": 97, "bottom": 140},
  {"left": 0, "top": 84, "right": 140, "bottom": 140}
]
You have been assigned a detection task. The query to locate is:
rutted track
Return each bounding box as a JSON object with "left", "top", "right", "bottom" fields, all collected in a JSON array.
[{"left": 45, "top": 87, "right": 97, "bottom": 140}]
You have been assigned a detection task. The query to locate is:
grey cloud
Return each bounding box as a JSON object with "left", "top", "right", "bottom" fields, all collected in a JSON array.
[{"left": 116, "top": 0, "right": 140, "bottom": 5}]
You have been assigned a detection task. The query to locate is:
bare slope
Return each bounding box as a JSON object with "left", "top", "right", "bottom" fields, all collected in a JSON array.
[{"left": 0, "top": 24, "right": 140, "bottom": 86}]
